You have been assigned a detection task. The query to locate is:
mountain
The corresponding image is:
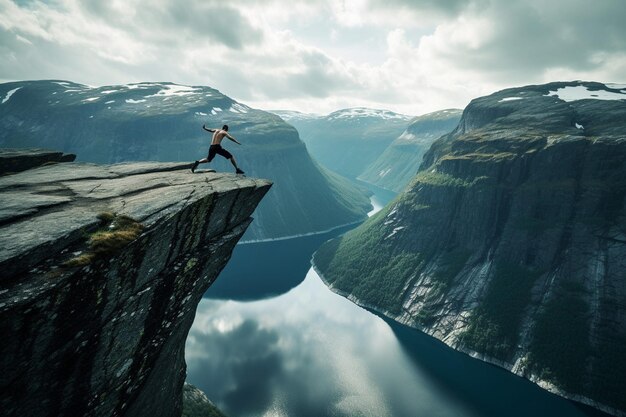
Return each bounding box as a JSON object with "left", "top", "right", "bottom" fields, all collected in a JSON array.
[
  {"left": 273, "top": 107, "right": 412, "bottom": 179},
  {"left": 0, "top": 80, "right": 371, "bottom": 241},
  {"left": 358, "top": 109, "right": 462, "bottom": 192},
  {"left": 0, "top": 151, "right": 269, "bottom": 416},
  {"left": 314, "top": 81, "right": 626, "bottom": 415}
]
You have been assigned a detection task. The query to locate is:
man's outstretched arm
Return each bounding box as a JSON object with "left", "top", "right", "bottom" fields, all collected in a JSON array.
[
  {"left": 226, "top": 133, "right": 241, "bottom": 145},
  {"left": 202, "top": 124, "right": 216, "bottom": 132}
]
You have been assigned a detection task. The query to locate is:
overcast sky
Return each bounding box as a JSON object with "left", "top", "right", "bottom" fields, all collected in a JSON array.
[{"left": 1, "top": 0, "right": 625, "bottom": 115}]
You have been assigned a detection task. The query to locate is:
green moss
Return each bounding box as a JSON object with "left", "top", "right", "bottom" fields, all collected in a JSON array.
[
  {"left": 592, "top": 333, "right": 626, "bottom": 410},
  {"left": 410, "top": 170, "right": 488, "bottom": 189},
  {"left": 440, "top": 152, "right": 516, "bottom": 162},
  {"left": 63, "top": 253, "right": 95, "bottom": 267},
  {"left": 527, "top": 283, "right": 591, "bottom": 394},
  {"left": 314, "top": 205, "right": 422, "bottom": 315},
  {"left": 411, "top": 171, "right": 473, "bottom": 188},
  {"left": 63, "top": 212, "right": 144, "bottom": 268},
  {"left": 458, "top": 262, "right": 541, "bottom": 361},
  {"left": 431, "top": 249, "right": 471, "bottom": 290}
]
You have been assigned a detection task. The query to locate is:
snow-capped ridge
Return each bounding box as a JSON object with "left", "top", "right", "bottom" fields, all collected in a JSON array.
[{"left": 327, "top": 107, "right": 411, "bottom": 121}]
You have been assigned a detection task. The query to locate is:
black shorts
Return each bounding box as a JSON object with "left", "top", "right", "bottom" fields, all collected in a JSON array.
[{"left": 208, "top": 144, "right": 232, "bottom": 161}]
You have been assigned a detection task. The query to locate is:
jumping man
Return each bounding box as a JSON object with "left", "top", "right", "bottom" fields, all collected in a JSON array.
[{"left": 191, "top": 124, "right": 245, "bottom": 174}]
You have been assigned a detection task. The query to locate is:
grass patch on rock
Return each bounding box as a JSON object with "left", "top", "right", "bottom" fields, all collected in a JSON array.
[{"left": 63, "top": 212, "right": 144, "bottom": 267}]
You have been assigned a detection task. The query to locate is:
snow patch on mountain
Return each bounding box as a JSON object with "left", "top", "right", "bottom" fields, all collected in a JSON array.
[
  {"left": 2, "top": 87, "right": 22, "bottom": 104},
  {"left": 270, "top": 110, "right": 320, "bottom": 121},
  {"left": 145, "top": 84, "right": 201, "bottom": 98},
  {"left": 229, "top": 103, "right": 249, "bottom": 114},
  {"left": 545, "top": 85, "right": 626, "bottom": 102}
]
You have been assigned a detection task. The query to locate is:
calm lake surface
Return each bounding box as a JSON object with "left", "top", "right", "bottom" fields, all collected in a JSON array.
[{"left": 185, "top": 188, "right": 609, "bottom": 417}]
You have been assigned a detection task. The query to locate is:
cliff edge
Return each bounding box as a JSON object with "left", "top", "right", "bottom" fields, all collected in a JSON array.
[{"left": 0, "top": 150, "right": 271, "bottom": 417}]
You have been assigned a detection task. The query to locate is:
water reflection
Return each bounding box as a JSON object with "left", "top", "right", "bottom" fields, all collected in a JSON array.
[
  {"left": 187, "top": 270, "right": 478, "bottom": 417},
  {"left": 187, "top": 184, "right": 610, "bottom": 417},
  {"left": 206, "top": 224, "right": 356, "bottom": 301}
]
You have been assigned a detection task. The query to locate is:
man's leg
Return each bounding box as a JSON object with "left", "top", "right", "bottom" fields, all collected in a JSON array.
[
  {"left": 191, "top": 150, "right": 214, "bottom": 172},
  {"left": 229, "top": 157, "right": 245, "bottom": 174}
]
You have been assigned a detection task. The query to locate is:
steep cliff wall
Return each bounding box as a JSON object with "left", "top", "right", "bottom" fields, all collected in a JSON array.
[
  {"left": 0, "top": 153, "right": 270, "bottom": 417},
  {"left": 315, "top": 81, "right": 626, "bottom": 416}
]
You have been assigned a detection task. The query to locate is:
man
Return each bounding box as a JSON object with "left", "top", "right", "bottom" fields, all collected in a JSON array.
[{"left": 191, "top": 124, "right": 245, "bottom": 174}]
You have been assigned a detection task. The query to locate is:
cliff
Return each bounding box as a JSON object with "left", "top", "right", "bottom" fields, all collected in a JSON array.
[
  {"left": 357, "top": 109, "right": 462, "bottom": 192},
  {"left": 314, "top": 81, "right": 626, "bottom": 416},
  {"left": 0, "top": 81, "right": 370, "bottom": 241},
  {"left": 0, "top": 150, "right": 270, "bottom": 417},
  {"left": 0, "top": 148, "right": 76, "bottom": 175}
]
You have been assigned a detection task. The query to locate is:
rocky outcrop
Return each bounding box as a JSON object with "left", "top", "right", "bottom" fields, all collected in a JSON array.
[
  {"left": 314, "top": 81, "right": 626, "bottom": 416},
  {"left": 0, "top": 148, "right": 75, "bottom": 175},
  {"left": 0, "top": 154, "right": 270, "bottom": 417},
  {"left": 358, "top": 109, "right": 462, "bottom": 192},
  {"left": 182, "top": 383, "right": 226, "bottom": 417},
  {"left": 0, "top": 81, "right": 370, "bottom": 241}
]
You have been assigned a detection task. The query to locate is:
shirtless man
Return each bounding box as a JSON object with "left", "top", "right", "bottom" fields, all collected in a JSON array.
[{"left": 191, "top": 124, "right": 244, "bottom": 174}]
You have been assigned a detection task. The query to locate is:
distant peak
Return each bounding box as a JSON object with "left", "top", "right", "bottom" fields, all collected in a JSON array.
[{"left": 327, "top": 107, "right": 412, "bottom": 120}]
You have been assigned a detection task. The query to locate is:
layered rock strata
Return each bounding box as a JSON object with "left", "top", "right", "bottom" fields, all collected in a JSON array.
[
  {"left": 315, "top": 81, "right": 626, "bottom": 416},
  {"left": 0, "top": 157, "right": 270, "bottom": 417}
]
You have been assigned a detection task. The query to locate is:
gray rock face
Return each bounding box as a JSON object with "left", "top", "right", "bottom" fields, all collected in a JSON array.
[
  {"left": 182, "top": 383, "right": 225, "bottom": 417},
  {"left": 0, "top": 159, "right": 271, "bottom": 417},
  {"left": 0, "top": 148, "right": 75, "bottom": 175},
  {"left": 315, "top": 81, "right": 626, "bottom": 416},
  {"left": 0, "top": 81, "right": 370, "bottom": 241}
]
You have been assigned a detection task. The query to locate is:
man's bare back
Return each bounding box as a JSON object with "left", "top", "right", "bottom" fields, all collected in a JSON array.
[
  {"left": 207, "top": 128, "right": 239, "bottom": 146},
  {"left": 211, "top": 129, "right": 228, "bottom": 145},
  {"left": 191, "top": 124, "right": 244, "bottom": 174}
]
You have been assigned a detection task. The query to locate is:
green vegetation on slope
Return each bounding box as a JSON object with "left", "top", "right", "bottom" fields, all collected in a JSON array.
[
  {"left": 358, "top": 109, "right": 462, "bottom": 192},
  {"left": 314, "top": 203, "right": 420, "bottom": 315},
  {"left": 458, "top": 262, "right": 541, "bottom": 361},
  {"left": 528, "top": 282, "right": 591, "bottom": 393},
  {"left": 415, "top": 249, "right": 472, "bottom": 326}
]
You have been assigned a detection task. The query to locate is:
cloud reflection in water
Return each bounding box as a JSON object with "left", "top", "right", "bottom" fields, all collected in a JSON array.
[{"left": 186, "top": 269, "right": 475, "bottom": 417}]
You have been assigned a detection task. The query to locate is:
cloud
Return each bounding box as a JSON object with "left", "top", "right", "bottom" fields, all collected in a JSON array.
[{"left": 1, "top": 0, "right": 625, "bottom": 115}]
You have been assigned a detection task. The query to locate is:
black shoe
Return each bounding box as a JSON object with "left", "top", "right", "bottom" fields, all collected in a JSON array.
[
  {"left": 191, "top": 160, "right": 199, "bottom": 173},
  {"left": 236, "top": 168, "right": 245, "bottom": 175}
]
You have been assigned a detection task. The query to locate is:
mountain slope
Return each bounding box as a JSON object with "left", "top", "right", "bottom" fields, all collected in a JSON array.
[
  {"left": 0, "top": 80, "right": 371, "bottom": 241},
  {"left": 358, "top": 109, "right": 462, "bottom": 192},
  {"left": 275, "top": 107, "right": 412, "bottom": 179},
  {"left": 314, "top": 81, "right": 626, "bottom": 415}
]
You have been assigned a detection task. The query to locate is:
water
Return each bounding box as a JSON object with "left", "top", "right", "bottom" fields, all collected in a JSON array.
[{"left": 185, "top": 189, "right": 609, "bottom": 417}]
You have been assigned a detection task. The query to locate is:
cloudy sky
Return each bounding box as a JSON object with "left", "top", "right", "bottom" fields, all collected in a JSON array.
[{"left": 1, "top": 0, "right": 625, "bottom": 115}]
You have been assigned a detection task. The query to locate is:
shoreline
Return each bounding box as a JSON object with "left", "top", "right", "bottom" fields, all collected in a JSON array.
[
  {"left": 237, "top": 218, "right": 365, "bottom": 245},
  {"left": 310, "top": 257, "right": 623, "bottom": 417}
]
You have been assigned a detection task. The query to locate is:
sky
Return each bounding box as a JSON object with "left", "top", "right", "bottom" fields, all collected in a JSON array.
[{"left": 1, "top": 0, "right": 625, "bottom": 115}]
